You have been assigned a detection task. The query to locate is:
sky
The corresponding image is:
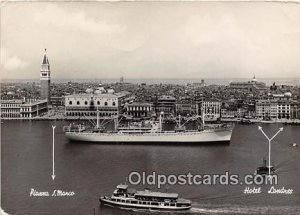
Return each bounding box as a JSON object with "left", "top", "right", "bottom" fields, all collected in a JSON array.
[{"left": 1, "top": 1, "right": 300, "bottom": 80}]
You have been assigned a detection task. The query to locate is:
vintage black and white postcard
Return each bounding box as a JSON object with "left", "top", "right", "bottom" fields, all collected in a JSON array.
[{"left": 1, "top": 1, "right": 300, "bottom": 214}]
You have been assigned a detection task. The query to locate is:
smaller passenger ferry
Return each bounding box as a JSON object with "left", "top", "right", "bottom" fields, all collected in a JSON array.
[{"left": 99, "top": 184, "right": 191, "bottom": 211}]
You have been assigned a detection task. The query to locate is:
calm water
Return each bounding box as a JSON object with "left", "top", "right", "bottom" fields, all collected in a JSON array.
[{"left": 1, "top": 121, "right": 300, "bottom": 215}]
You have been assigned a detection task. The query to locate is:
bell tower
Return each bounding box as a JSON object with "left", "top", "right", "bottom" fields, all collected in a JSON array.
[{"left": 40, "top": 48, "right": 51, "bottom": 103}]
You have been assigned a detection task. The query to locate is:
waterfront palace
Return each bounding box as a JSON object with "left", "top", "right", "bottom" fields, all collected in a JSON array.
[{"left": 64, "top": 92, "right": 132, "bottom": 118}]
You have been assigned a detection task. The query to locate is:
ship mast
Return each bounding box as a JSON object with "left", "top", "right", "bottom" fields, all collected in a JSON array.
[
  {"left": 201, "top": 96, "right": 205, "bottom": 129},
  {"left": 159, "top": 112, "right": 163, "bottom": 132},
  {"left": 96, "top": 108, "right": 100, "bottom": 129},
  {"left": 202, "top": 105, "right": 205, "bottom": 127},
  {"left": 114, "top": 116, "right": 119, "bottom": 131}
]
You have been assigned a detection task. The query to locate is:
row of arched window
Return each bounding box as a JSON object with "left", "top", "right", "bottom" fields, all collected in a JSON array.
[
  {"left": 68, "top": 100, "right": 116, "bottom": 106},
  {"left": 66, "top": 112, "right": 117, "bottom": 117}
]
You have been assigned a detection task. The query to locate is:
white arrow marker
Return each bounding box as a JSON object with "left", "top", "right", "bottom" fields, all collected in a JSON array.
[
  {"left": 52, "top": 125, "right": 56, "bottom": 180},
  {"left": 258, "top": 126, "right": 270, "bottom": 141},
  {"left": 258, "top": 126, "right": 283, "bottom": 177},
  {"left": 270, "top": 127, "right": 283, "bottom": 141}
]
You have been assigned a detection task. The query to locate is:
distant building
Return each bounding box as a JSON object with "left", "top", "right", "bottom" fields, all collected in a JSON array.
[
  {"left": 221, "top": 108, "right": 236, "bottom": 119},
  {"left": 20, "top": 100, "right": 48, "bottom": 118},
  {"left": 1, "top": 99, "right": 48, "bottom": 118},
  {"left": 155, "top": 95, "right": 176, "bottom": 116},
  {"left": 200, "top": 100, "right": 221, "bottom": 121},
  {"left": 51, "top": 96, "right": 64, "bottom": 107},
  {"left": 268, "top": 92, "right": 292, "bottom": 101},
  {"left": 192, "top": 79, "right": 205, "bottom": 88},
  {"left": 229, "top": 76, "right": 266, "bottom": 91},
  {"left": 235, "top": 108, "right": 248, "bottom": 119},
  {"left": 221, "top": 107, "right": 254, "bottom": 119},
  {"left": 256, "top": 100, "right": 282, "bottom": 120},
  {"left": 255, "top": 98, "right": 298, "bottom": 120},
  {"left": 125, "top": 102, "right": 153, "bottom": 118},
  {"left": 0, "top": 100, "right": 23, "bottom": 118},
  {"left": 40, "top": 49, "right": 51, "bottom": 103},
  {"left": 64, "top": 92, "right": 131, "bottom": 118},
  {"left": 94, "top": 86, "right": 106, "bottom": 94},
  {"left": 176, "top": 103, "right": 198, "bottom": 116}
]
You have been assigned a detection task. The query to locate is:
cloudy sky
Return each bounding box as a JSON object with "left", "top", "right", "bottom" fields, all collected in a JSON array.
[{"left": 1, "top": 1, "right": 300, "bottom": 80}]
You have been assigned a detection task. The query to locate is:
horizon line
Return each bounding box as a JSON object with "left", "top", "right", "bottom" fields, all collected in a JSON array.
[{"left": 2, "top": 77, "right": 300, "bottom": 80}]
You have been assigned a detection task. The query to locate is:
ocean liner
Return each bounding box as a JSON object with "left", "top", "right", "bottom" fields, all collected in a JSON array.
[
  {"left": 99, "top": 184, "right": 191, "bottom": 211},
  {"left": 64, "top": 113, "right": 234, "bottom": 143}
]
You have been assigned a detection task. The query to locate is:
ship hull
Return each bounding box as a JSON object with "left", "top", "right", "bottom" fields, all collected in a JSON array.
[
  {"left": 100, "top": 197, "right": 191, "bottom": 211},
  {"left": 65, "top": 128, "right": 233, "bottom": 143}
]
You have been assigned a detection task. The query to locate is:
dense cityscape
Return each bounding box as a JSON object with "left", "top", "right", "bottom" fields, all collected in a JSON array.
[{"left": 1, "top": 50, "right": 300, "bottom": 123}]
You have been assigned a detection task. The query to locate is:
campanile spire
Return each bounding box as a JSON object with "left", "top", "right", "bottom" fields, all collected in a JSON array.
[{"left": 40, "top": 48, "right": 51, "bottom": 103}]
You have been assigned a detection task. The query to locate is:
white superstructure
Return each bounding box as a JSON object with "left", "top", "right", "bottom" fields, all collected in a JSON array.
[
  {"left": 64, "top": 111, "right": 234, "bottom": 143},
  {"left": 65, "top": 127, "right": 233, "bottom": 143},
  {"left": 100, "top": 184, "right": 191, "bottom": 211}
]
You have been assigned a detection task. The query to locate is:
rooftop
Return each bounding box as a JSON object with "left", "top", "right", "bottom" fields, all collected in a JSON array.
[
  {"left": 126, "top": 102, "right": 152, "bottom": 106},
  {"left": 1, "top": 99, "right": 47, "bottom": 106},
  {"left": 65, "top": 93, "right": 121, "bottom": 98},
  {"left": 21, "top": 100, "right": 48, "bottom": 106},
  {"left": 158, "top": 95, "right": 176, "bottom": 101},
  {"left": 135, "top": 190, "right": 178, "bottom": 199},
  {"left": 116, "top": 184, "right": 128, "bottom": 190},
  {"left": 1, "top": 99, "right": 24, "bottom": 104}
]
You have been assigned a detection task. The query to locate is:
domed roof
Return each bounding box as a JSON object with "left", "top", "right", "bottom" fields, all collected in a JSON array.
[
  {"left": 107, "top": 89, "right": 115, "bottom": 94},
  {"left": 85, "top": 88, "right": 94, "bottom": 93},
  {"left": 284, "top": 92, "right": 292, "bottom": 97}
]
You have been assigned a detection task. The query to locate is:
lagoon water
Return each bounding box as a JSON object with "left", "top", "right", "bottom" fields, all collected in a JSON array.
[{"left": 1, "top": 121, "right": 300, "bottom": 215}]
